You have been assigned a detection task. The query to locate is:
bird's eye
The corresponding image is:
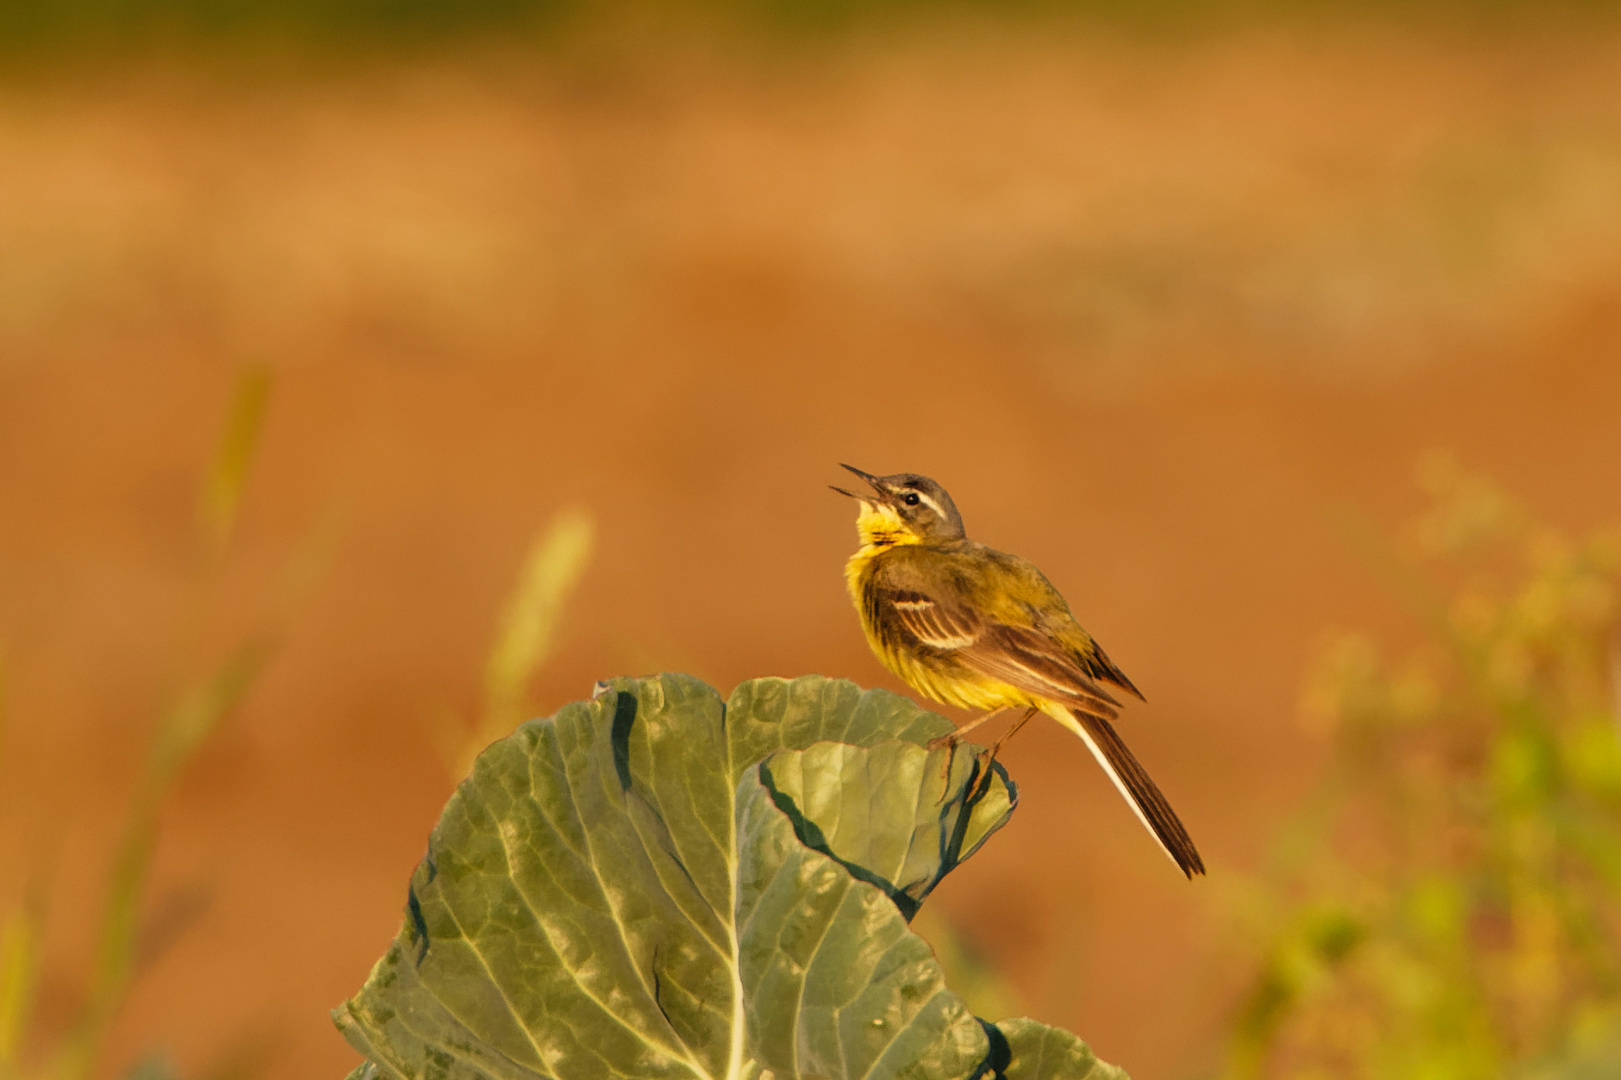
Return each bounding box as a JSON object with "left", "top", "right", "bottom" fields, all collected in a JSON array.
[{"left": 902, "top": 492, "right": 921, "bottom": 506}]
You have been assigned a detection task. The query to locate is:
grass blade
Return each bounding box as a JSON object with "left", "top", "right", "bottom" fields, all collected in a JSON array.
[
  {"left": 0, "top": 902, "right": 42, "bottom": 1072},
  {"left": 201, "top": 366, "right": 272, "bottom": 549},
  {"left": 51, "top": 640, "right": 273, "bottom": 1080},
  {"left": 452, "top": 507, "right": 594, "bottom": 777}
]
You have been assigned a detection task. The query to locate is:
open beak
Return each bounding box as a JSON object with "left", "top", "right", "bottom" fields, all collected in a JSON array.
[{"left": 831, "top": 463, "right": 888, "bottom": 501}]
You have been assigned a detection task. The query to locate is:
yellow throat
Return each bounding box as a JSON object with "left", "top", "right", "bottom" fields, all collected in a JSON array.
[{"left": 843, "top": 499, "right": 922, "bottom": 597}]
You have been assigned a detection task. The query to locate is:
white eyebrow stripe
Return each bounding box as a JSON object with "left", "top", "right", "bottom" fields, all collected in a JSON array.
[{"left": 913, "top": 492, "right": 948, "bottom": 519}]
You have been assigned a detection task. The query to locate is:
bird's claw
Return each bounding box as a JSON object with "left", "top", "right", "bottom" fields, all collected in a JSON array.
[
  {"left": 979, "top": 742, "right": 1003, "bottom": 776},
  {"left": 927, "top": 732, "right": 961, "bottom": 800}
]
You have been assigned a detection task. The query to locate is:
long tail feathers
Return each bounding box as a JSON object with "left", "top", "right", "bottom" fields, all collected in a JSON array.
[{"left": 1044, "top": 703, "right": 1205, "bottom": 879}]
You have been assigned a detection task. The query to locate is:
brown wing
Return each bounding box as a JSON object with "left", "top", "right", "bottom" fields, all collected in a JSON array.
[
  {"left": 885, "top": 590, "right": 979, "bottom": 650},
  {"left": 965, "top": 622, "right": 1123, "bottom": 717},
  {"left": 876, "top": 579, "right": 1198, "bottom": 876},
  {"left": 877, "top": 588, "right": 1122, "bottom": 718},
  {"left": 1072, "top": 638, "right": 1145, "bottom": 702}
]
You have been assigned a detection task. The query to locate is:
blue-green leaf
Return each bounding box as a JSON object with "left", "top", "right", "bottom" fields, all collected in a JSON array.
[{"left": 334, "top": 674, "right": 1121, "bottom": 1080}]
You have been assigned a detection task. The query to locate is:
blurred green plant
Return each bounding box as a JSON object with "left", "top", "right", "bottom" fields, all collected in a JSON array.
[
  {"left": 0, "top": 367, "right": 317, "bottom": 1080},
  {"left": 1225, "top": 452, "right": 1621, "bottom": 1080},
  {"left": 200, "top": 367, "right": 272, "bottom": 551},
  {"left": 427, "top": 506, "right": 595, "bottom": 781}
]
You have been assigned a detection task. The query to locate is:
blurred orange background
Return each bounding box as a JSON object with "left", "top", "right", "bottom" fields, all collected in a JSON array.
[{"left": 2, "top": 8, "right": 1621, "bottom": 1079}]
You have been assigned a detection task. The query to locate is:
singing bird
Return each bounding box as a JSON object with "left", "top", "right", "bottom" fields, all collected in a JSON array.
[{"left": 833, "top": 464, "right": 1204, "bottom": 878}]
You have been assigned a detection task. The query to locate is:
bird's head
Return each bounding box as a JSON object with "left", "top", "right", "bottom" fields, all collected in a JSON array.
[{"left": 831, "top": 465, "right": 965, "bottom": 547}]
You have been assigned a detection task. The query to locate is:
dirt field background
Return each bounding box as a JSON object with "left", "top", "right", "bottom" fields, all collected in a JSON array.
[{"left": 2, "top": 15, "right": 1621, "bottom": 1080}]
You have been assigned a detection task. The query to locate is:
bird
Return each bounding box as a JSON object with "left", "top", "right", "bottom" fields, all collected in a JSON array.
[{"left": 832, "top": 464, "right": 1204, "bottom": 878}]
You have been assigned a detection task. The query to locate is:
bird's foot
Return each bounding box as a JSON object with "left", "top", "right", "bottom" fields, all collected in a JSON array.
[
  {"left": 981, "top": 708, "right": 1037, "bottom": 773},
  {"left": 926, "top": 732, "right": 960, "bottom": 799}
]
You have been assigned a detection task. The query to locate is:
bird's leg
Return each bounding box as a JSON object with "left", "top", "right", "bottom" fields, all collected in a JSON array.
[
  {"left": 927, "top": 707, "right": 1007, "bottom": 793},
  {"left": 982, "top": 707, "right": 1040, "bottom": 769},
  {"left": 926, "top": 707, "right": 1007, "bottom": 751}
]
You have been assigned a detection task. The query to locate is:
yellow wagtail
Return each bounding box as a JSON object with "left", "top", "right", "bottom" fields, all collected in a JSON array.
[{"left": 833, "top": 464, "right": 1204, "bottom": 878}]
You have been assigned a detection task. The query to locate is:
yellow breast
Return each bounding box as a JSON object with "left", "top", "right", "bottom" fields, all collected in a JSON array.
[{"left": 844, "top": 542, "right": 1042, "bottom": 714}]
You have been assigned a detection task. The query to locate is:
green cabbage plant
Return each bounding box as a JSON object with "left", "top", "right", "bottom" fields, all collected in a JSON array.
[{"left": 334, "top": 674, "right": 1126, "bottom": 1080}]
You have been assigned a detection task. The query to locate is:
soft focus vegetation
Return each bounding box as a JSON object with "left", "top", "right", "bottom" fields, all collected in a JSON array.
[
  {"left": 1226, "top": 454, "right": 1621, "bottom": 1080},
  {"left": 0, "top": 370, "right": 310, "bottom": 1080},
  {"left": 428, "top": 507, "right": 595, "bottom": 782}
]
